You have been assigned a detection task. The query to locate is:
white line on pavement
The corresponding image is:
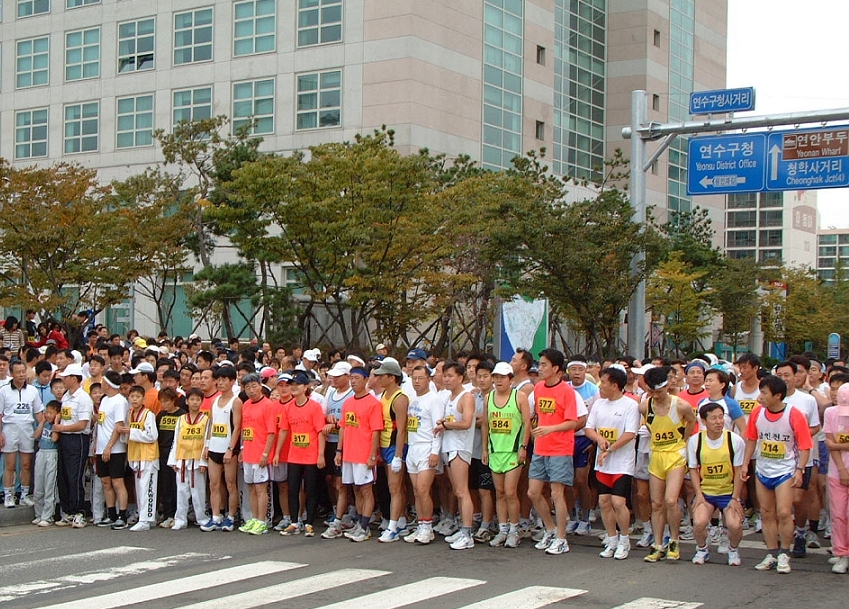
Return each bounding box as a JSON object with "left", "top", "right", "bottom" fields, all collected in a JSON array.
[
  {"left": 314, "top": 576, "right": 486, "bottom": 609},
  {"left": 455, "top": 586, "right": 588, "bottom": 609}
]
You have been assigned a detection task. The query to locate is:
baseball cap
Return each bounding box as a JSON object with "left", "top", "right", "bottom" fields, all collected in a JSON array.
[
  {"left": 406, "top": 348, "right": 428, "bottom": 362},
  {"left": 129, "top": 362, "right": 155, "bottom": 374},
  {"left": 260, "top": 367, "right": 278, "bottom": 380},
  {"left": 133, "top": 338, "right": 148, "bottom": 349},
  {"left": 347, "top": 355, "right": 366, "bottom": 367},
  {"left": 376, "top": 343, "right": 386, "bottom": 351},
  {"left": 631, "top": 363, "right": 655, "bottom": 376},
  {"left": 288, "top": 371, "right": 313, "bottom": 385},
  {"left": 492, "top": 362, "right": 514, "bottom": 376},
  {"left": 327, "top": 362, "right": 352, "bottom": 377},
  {"left": 303, "top": 349, "right": 321, "bottom": 362},
  {"left": 373, "top": 357, "right": 403, "bottom": 377},
  {"left": 58, "top": 363, "right": 84, "bottom": 377},
  {"left": 277, "top": 371, "right": 294, "bottom": 383}
]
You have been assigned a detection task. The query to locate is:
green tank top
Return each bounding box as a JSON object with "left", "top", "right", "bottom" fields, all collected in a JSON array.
[{"left": 487, "top": 389, "right": 523, "bottom": 454}]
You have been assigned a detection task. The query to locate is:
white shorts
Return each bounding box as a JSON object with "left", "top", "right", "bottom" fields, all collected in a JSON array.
[
  {"left": 270, "top": 463, "right": 288, "bottom": 482},
  {"left": 2, "top": 423, "right": 35, "bottom": 454},
  {"left": 634, "top": 450, "right": 650, "bottom": 481},
  {"left": 406, "top": 444, "right": 442, "bottom": 474},
  {"left": 341, "top": 462, "right": 375, "bottom": 486},
  {"left": 243, "top": 463, "right": 270, "bottom": 485},
  {"left": 441, "top": 450, "right": 472, "bottom": 467}
]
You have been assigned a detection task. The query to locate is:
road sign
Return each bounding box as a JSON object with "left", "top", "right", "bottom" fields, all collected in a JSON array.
[
  {"left": 765, "top": 126, "right": 849, "bottom": 191},
  {"left": 689, "top": 87, "right": 755, "bottom": 115},
  {"left": 828, "top": 333, "right": 842, "bottom": 359},
  {"left": 687, "top": 133, "right": 767, "bottom": 195}
]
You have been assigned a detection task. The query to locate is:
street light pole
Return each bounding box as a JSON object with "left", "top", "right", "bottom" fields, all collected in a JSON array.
[{"left": 627, "top": 90, "right": 648, "bottom": 359}]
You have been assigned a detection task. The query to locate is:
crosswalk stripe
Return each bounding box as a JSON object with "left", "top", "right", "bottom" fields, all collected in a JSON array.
[
  {"left": 37, "top": 561, "right": 306, "bottom": 609},
  {"left": 0, "top": 546, "right": 147, "bottom": 575},
  {"left": 454, "top": 586, "right": 588, "bottom": 609},
  {"left": 610, "top": 598, "right": 702, "bottom": 609},
  {"left": 172, "top": 568, "right": 391, "bottom": 609},
  {"left": 313, "top": 576, "right": 486, "bottom": 609},
  {"left": 0, "top": 553, "right": 216, "bottom": 602}
]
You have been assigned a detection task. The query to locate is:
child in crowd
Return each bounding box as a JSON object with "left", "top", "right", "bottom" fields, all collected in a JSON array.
[
  {"left": 31, "top": 401, "right": 61, "bottom": 526},
  {"left": 168, "top": 388, "right": 209, "bottom": 531},
  {"left": 156, "top": 387, "right": 185, "bottom": 528},
  {"left": 119, "top": 385, "right": 159, "bottom": 532}
]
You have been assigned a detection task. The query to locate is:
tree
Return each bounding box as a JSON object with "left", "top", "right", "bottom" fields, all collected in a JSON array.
[
  {"left": 654, "top": 206, "right": 723, "bottom": 290},
  {"left": 186, "top": 263, "right": 261, "bottom": 339},
  {"left": 647, "top": 252, "right": 713, "bottom": 356},
  {"left": 709, "top": 256, "right": 762, "bottom": 358},
  {"left": 761, "top": 266, "right": 834, "bottom": 354}
]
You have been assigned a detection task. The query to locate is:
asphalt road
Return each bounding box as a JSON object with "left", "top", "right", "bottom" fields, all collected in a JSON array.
[{"left": 0, "top": 521, "right": 841, "bottom": 609}]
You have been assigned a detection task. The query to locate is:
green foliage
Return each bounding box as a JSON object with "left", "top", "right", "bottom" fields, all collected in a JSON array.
[
  {"left": 186, "top": 263, "right": 260, "bottom": 339},
  {"left": 761, "top": 267, "right": 834, "bottom": 354},
  {"left": 709, "top": 256, "right": 762, "bottom": 356}
]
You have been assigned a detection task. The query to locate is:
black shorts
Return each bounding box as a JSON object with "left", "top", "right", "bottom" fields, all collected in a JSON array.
[
  {"left": 96, "top": 452, "right": 128, "bottom": 479},
  {"left": 208, "top": 451, "right": 224, "bottom": 465},
  {"left": 325, "top": 441, "right": 342, "bottom": 477},
  {"left": 469, "top": 458, "right": 495, "bottom": 491},
  {"left": 801, "top": 465, "right": 813, "bottom": 491},
  {"left": 596, "top": 472, "right": 632, "bottom": 499}
]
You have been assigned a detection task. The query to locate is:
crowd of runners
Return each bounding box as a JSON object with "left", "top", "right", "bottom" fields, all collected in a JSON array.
[{"left": 1, "top": 322, "right": 847, "bottom": 575}]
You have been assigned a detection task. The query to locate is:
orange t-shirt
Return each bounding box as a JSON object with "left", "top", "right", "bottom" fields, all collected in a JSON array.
[
  {"left": 340, "top": 393, "right": 384, "bottom": 464},
  {"left": 282, "top": 398, "right": 326, "bottom": 465},
  {"left": 533, "top": 380, "right": 578, "bottom": 457},
  {"left": 274, "top": 397, "right": 293, "bottom": 462},
  {"left": 144, "top": 387, "right": 162, "bottom": 415},
  {"left": 240, "top": 396, "right": 277, "bottom": 464},
  {"left": 201, "top": 391, "right": 220, "bottom": 413}
]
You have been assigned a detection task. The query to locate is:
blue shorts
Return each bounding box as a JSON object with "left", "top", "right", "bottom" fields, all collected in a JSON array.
[
  {"left": 704, "top": 494, "right": 734, "bottom": 511},
  {"left": 573, "top": 435, "right": 594, "bottom": 469},
  {"left": 529, "top": 454, "right": 574, "bottom": 485},
  {"left": 757, "top": 471, "right": 794, "bottom": 491},
  {"left": 380, "top": 445, "right": 408, "bottom": 464},
  {"left": 818, "top": 440, "right": 829, "bottom": 475}
]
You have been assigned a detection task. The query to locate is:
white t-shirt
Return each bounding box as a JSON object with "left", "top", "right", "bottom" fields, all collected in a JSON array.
[
  {"left": 0, "top": 382, "right": 44, "bottom": 425},
  {"left": 784, "top": 389, "right": 819, "bottom": 467},
  {"left": 407, "top": 390, "right": 447, "bottom": 455},
  {"left": 60, "top": 387, "right": 94, "bottom": 435},
  {"left": 586, "top": 395, "right": 640, "bottom": 475},
  {"left": 96, "top": 393, "right": 129, "bottom": 455}
]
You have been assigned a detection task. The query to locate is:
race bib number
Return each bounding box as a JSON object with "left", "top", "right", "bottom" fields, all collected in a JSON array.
[
  {"left": 13, "top": 403, "right": 31, "bottom": 415},
  {"left": 760, "top": 440, "right": 786, "bottom": 460},
  {"left": 598, "top": 427, "right": 619, "bottom": 442},
  {"left": 537, "top": 398, "right": 556, "bottom": 415},
  {"left": 344, "top": 412, "right": 359, "bottom": 428},
  {"left": 490, "top": 417, "right": 513, "bottom": 434},
  {"left": 739, "top": 400, "right": 757, "bottom": 415},
  {"left": 242, "top": 427, "right": 255, "bottom": 442},
  {"left": 61, "top": 406, "right": 72, "bottom": 421},
  {"left": 159, "top": 416, "right": 178, "bottom": 431},
  {"left": 653, "top": 430, "right": 679, "bottom": 447},
  {"left": 406, "top": 416, "right": 419, "bottom": 433},
  {"left": 98, "top": 411, "right": 105, "bottom": 424},
  {"left": 704, "top": 462, "right": 730, "bottom": 480},
  {"left": 212, "top": 423, "right": 228, "bottom": 438},
  {"left": 41, "top": 427, "right": 53, "bottom": 440},
  {"left": 182, "top": 424, "right": 204, "bottom": 440},
  {"left": 130, "top": 421, "right": 143, "bottom": 431},
  {"left": 292, "top": 433, "right": 310, "bottom": 448},
  {"left": 837, "top": 433, "right": 849, "bottom": 444},
  {"left": 445, "top": 415, "right": 455, "bottom": 423}
]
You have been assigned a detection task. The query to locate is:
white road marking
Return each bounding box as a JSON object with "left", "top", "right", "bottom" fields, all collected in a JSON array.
[
  {"left": 455, "top": 586, "right": 587, "bottom": 609},
  {"left": 314, "top": 576, "right": 486, "bottom": 609},
  {"left": 611, "top": 598, "right": 703, "bottom": 609}
]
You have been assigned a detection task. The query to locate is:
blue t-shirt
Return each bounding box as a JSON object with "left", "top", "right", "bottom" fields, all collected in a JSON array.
[{"left": 38, "top": 422, "right": 58, "bottom": 450}]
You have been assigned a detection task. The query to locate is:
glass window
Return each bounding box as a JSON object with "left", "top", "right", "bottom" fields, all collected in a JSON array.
[
  {"left": 726, "top": 193, "right": 757, "bottom": 209},
  {"left": 16, "top": 36, "right": 50, "bottom": 88},
  {"left": 759, "top": 229, "right": 783, "bottom": 247},
  {"left": 727, "top": 250, "right": 756, "bottom": 260},
  {"left": 839, "top": 234, "right": 849, "bottom": 245},
  {"left": 67, "top": 0, "right": 98, "bottom": 7},
  {"left": 759, "top": 249, "right": 782, "bottom": 264},
  {"left": 820, "top": 258, "right": 837, "bottom": 269},
  {"left": 296, "top": 70, "right": 341, "bottom": 130},
  {"left": 758, "top": 209, "right": 782, "bottom": 227},
  {"left": 233, "top": 0, "right": 275, "bottom": 56},
  {"left": 64, "top": 101, "right": 99, "bottom": 154},
  {"left": 233, "top": 78, "right": 274, "bottom": 134},
  {"left": 18, "top": 0, "right": 49, "bottom": 18},
  {"left": 759, "top": 192, "right": 783, "bottom": 207},
  {"left": 118, "top": 18, "right": 155, "bottom": 73},
  {"left": 297, "top": 0, "right": 342, "bottom": 47},
  {"left": 820, "top": 235, "right": 838, "bottom": 245},
  {"left": 173, "top": 87, "right": 213, "bottom": 126},
  {"left": 15, "top": 108, "right": 48, "bottom": 159},
  {"left": 116, "top": 94, "right": 154, "bottom": 148},
  {"left": 65, "top": 27, "right": 100, "bottom": 81},
  {"left": 174, "top": 8, "right": 213, "bottom": 65},
  {"left": 819, "top": 245, "right": 837, "bottom": 256},
  {"left": 726, "top": 230, "right": 756, "bottom": 248},
  {"left": 727, "top": 210, "right": 756, "bottom": 228}
]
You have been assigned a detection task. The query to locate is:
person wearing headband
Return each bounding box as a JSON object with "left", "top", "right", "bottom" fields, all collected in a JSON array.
[
  {"left": 91, "top": 370, "right": 130, "bottom": 529},
  {"left": 640, "top": 366, "right": 697, "bottom": 563}
]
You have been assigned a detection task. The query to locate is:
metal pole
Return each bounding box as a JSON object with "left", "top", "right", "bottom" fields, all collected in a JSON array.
[{"left": 627, "top": 90, "right": 648, "bottom": 360}]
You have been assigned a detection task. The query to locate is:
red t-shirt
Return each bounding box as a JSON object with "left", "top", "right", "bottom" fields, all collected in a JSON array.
[
  {"left": 274, "top": 397, "right": 293, "bottom": 461},
  {"left": 282, "top": 398, "right": 326, "bottom": 465},
  {"left": 340, "top": 393, "right": 384, "bottom": 465},
  {"left": 240, "top": 396, "right": 277, "bottom": 464},
  {"left": 533, "top": 380, "right": 578, "bottom": 457},
  {"left": 201, "top": 391, "right": 220, "bottom": 413},
  {"left": 679, "top": 388, "right": 708, "bottom": 411}
]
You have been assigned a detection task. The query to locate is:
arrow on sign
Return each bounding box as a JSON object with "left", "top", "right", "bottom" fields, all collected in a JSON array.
[
  {"left": 769, "top": 144, "right": 781, "bottom": 180},
  {"left": 699, "top": 175, "right": 748, "bottom": 189}
]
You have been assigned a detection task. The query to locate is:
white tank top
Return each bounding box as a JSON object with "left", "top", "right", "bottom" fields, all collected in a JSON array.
[
  {"left": 735, "top": 383, "right": 760, "bottom": 421},
  {"left": 442, "top": 389, "right": 475, "bottom": 454},
  {"left": 208, "top": 394, "right": 237, "bottom": 453},
  {"left": 754, "top": 405, "right": 799, "bottom": 478}
]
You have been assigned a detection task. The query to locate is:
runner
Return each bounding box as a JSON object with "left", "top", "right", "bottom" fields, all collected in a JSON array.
[
  {"left": 566, "top": 356, "right": 599, "bottom": 535},
  {"left": 733, "top": 352, "right": 763, "bottom": 531},
  {"left": 120, "top": 385, "right": 159, "bottom": 531},
  {"left": 168, "top": 388, "right": 210, "bottom": 531},
  {"left": 1, "top": 360, "right": 44, "bottom": 507},
  {"left": 53, "top": 364, "right": 93, "bottom": 529},
  {"left": 321, "top": 362, "right": 356, "bottom": 539},
  {"left": 239, "top": 373, "right": 277, "bottom": 535},
  {"left": 824, "top": 383, "right": 849, "bottom": 573},
  {"left": 481, "top": 362, "right": 531, "bottom": 548},
  {"left": 155, "top": 387, "right": 185, "bottom": 529},
  {"left": 742, "top": 374, "right": 813, "bottom": 574},
  {"left": 93, "top": 370, "right": 129, "bottom": 529}
]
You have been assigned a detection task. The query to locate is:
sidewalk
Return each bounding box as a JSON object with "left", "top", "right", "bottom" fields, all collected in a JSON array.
[{"left": 0, "top": 504, "right": 36, "bottom": 527}]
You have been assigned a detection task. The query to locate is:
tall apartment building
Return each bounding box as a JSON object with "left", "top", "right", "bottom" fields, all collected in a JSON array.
[
  {"left": 0, "top": 0, "right": 729, "bottom": 335},
  {"left": 818, "top": 228, "right": 849, "bottom": 284}
]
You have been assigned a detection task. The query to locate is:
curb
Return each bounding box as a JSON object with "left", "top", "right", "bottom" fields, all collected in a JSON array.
[{"left": 0, "top": 507, "right": 38, "bottom": 528}]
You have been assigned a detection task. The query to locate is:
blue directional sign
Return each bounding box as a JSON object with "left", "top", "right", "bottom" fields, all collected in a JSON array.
[
  {"left": 689, "top": 87, "right": 755, "bottom": 115},
  {"left": 687, "top": 133, "right": 767, "bottom": 195},
  {"left": 765, "top": 126, "right": 849, "bottom": 191}
]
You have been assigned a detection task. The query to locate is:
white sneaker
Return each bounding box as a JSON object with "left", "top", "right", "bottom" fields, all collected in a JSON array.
[
  {"left": 535, "top": 530, "right": 556, "bottom": 550},
  {"left": 599, "top": 537, "right": 617, "bottom": 558},
  {"left": 505, "top": 530, "right": 521, "bottom": 548},
  {"left": 379, "top": 518, "right": 390, "bottom": 531},
  {"left": 4, "top": 495, "right": 15, "bottom": 508},
  {"left": 565, "top": 520, "right": 579, "bottom": 534},
  {"left": 490, "top": 531, "right": 508, "bottom": 547},
  {"left": 377, "top": 529, "right": 400, "bottom": 543},
  {"left": 727, "top": 548, "right": 741, "bottom": 567},
  {"left": 21, "top": 495, "right": 35, "bottom": 507},
  {"left": 441, "top": 519, "right": 459, "bottom": 537},
  {"left": 404, "top": 527, "right": 420, "bottom": 543},
  {"left": 717, "top": 534, "right": 730, "bottom": 554},
  {"left": 344, "top": 523, "right": 363, "bottom": 539},
  {"left": 445, "top": 530, "right": 464, "bottom": 544},
  {"left": 588, "top": 509, "right": 598, "bottom": 522},
  {"left": 159, "top": 517, "right": 175, "bottom": 529},
  {"left": 637, "top": 531, "right": 654, "bottom": 548},
  {"left": 806, "top": 530, "right": 821, "bottom": 549},
  {"left": 71, "top": 513, "right": 87, "bottom": 529},
  {"left": 415, "top": 528, "right": 435, "bottom": 544},
  {"left": 776, "top": 552, "right": 791, "bottom": 574},
  {"left": 449, "top": 532, "right": 474, "bottom": 550},
  {"left": 32, "top": 517, "right": 40, "bottom": 525},
  {"left": 755, "top": 553, "right": 777, "bottom": 571},
  {"left": 754, "top": 516, "right": 762, "bottom": 533},
  {"left": 679, "top": 525, "right": 694, "bottom": 540},
  {"left": 829, "top": 556, "right": 841, "bottom": 565},
  {"left": 472, "top": 526, "right": 492, "bottom": 543},
  {"left": 575, "top": 521, "right": 592, "bottom": 536},
  {"left": 614, "top": 538, "right": 631, "bottom": 560},
  {"left": 832, "top": 556, "right": 849, "bottom": 574},
  {"left": 171, "top": 520, "right": 187, "bottom": 531},
  {"left": 130, "top": 522, "right": 151, "bottom": 532},
  {"left": 545, "top": 538, "right": 570, "bottom": 555},
  {"left": 692, "top": 548, "right": 710, "bottom": 565},
  {"left": 708, "top": 525, "right": 721, "bottom": 544}
]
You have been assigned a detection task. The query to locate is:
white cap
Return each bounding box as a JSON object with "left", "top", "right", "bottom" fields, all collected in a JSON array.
[
  {"left": 631, "top": 363, "right": 655, "bottom": 376},
  {"left": 303, "top": 349, "right": 321, "bottom": 362},
  {"left": 327, "top": 362, "right": 352, "bottom": 377},
  {"left": 58, "top": 363, "right": 84, "bottom": 377},
  {"left": 347, "top": 355, "right": 366, "bottom": 367},
  {"left": 129, "top": 362, "right": 155, "bottom": 374},
  {"left": 493, "top": 362, "right": 514, "bottom": 376}
]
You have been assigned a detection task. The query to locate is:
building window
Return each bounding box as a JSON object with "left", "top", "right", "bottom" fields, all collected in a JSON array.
[
  {"left": 652, "top": 94, "right": 660, "bottom": 111},
  {"left": 819, "top": 245, "right": 837, "bottom": 256},
  {"left": 296, "top": 70, "right": 341, "bottom": 130},
  {"left": 174, "top": 8, "right": 213, "bottom": 65},
  {"left": 819, "top": 235, "right": 837, "bottom": 245},
  {"left": 728, "top": 250, "right": 755, "bottom": 260},
  {"left": 726, "top": 230, "right": 756, "bottom": 249},
  {"left": 64, "top": 101, "right": 99, "bottom": 154},
  {"left": 15, "top": 108, "right": 48, "bottom": 159},
  {"left": 653, "top": 29, "right": 661, "bottom": 47},
  {"left": 234, "top": 0, "right": 275, "bottom": 56},
  {"left": 759, "top": 192, "right": 783, "bottom": 207},
  {"left": 726, "top": 210, "right": 756, "bottom": 228},
  {"left": 759, "top": 249, "right": 782, "bottom": 264},
  {"left": 820, "top": 258, "right": 837, "bottom": 269},
  {"left": 18, "top": 0, "right": 49, "bottom": 18},
  {"left": 760, "top": 229, "right": 783, "bottom": 247},
  {"left": 536, "top": 45, "right": 545, "bottom": 65},
  {"left": 116, "top": 94, "right": 154, "bottom": 148},
  {"left": 173, "top": 87, "right": 213, "bottom": 126},
  {"left": 758, "top": 209, "right": 782, "bottom": 227},
  {"left": 67, "top": 0, "right": 99, "bottom": 7},
  {"left": 535, "top": 120, "right": 545, "bottom": 140},
  {"left": 118, "top": 18, "right": 155, "bottom": 73},
  {"left": 297, "top": 0, "right": 342, "bottom": 47},
  {"left": 726, "top": 193, "right": 757, "bottom": 209},
  {"left": 233, "top": 79, "right": 275, "bottom": 134},
  {"left": 65, "top": 27, "right": 100, "bottom": 81},
  {"left": 16, "top": 36, "right": 49, "bottom": 88}
]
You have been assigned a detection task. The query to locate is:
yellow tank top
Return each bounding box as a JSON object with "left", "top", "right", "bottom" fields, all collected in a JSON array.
[
  {"left": 175, "top": 412, "right": 209, "bottom": 461},
  {"left": 128, "top": 408, "right": 159, "bottom": 463},
  {"left": 696, "top": 431, "right": 735, "bottom": 496},
  {"left": 380, "top": 389, "right": 403, "bottom": 449},
  {"left": 646, "top": 397, "right": 687, "bottom": 453}
]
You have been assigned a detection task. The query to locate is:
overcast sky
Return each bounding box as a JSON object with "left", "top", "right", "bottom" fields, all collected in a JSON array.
[{"left": 726, "top": 0, "right": 849, "bottom": 228}]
